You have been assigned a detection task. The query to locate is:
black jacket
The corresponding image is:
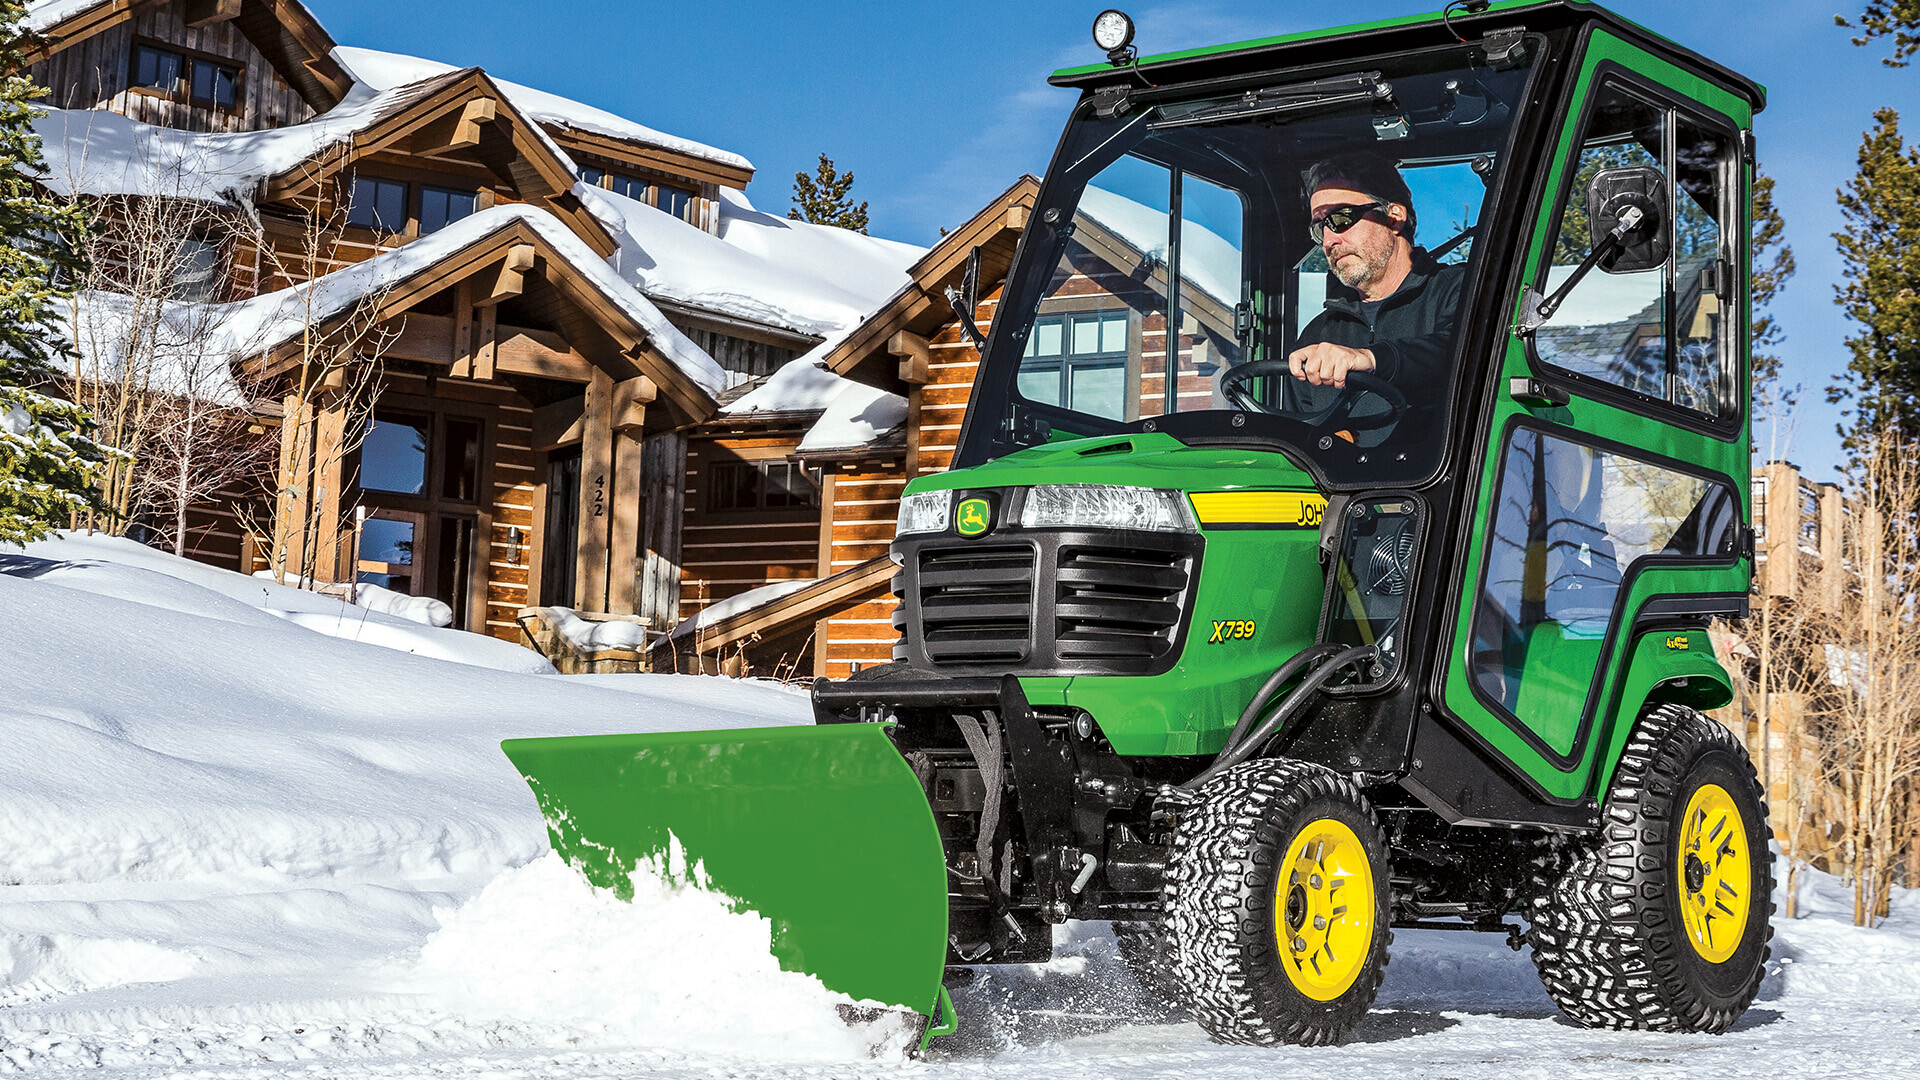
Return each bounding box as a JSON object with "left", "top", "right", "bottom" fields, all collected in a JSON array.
[{"left": 1289, "top": 248, "right": 1467, "bottom": 415}]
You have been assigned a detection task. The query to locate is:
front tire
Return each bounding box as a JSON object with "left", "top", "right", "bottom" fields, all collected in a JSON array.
[
  {"left": 1528, "top": 703, "right": 1774, "bottom": 1032},
  {"left": 1165, "top": 760, "right": 1391, "bottom": 1045}
]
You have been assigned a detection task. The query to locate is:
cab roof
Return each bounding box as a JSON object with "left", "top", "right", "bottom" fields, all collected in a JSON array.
[{"left": 1049, "top": 0, "right": 1765, "bottom": 115}]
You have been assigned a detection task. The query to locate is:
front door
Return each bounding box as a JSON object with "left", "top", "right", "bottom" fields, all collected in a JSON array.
[
  {"left": 355, "top": 408, "right": 486, "bottom": 630},
  {"left": 1439, "top": 35, "right": 1752, "bottom": 802}
]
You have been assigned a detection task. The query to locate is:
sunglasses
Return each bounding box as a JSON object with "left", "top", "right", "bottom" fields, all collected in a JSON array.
[{"left": 1309, "top": 201, "right": 1390, "bottom": 243}]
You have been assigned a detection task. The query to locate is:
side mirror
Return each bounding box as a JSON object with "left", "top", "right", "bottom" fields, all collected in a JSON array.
[{"left": 1585, "top": 165, "right": 1669, "bottom": 274}]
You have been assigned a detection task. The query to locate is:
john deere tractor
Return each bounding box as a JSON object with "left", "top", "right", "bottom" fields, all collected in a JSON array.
[{"left": 505, "top": 0, "right": 1771, "bottom": 1048}]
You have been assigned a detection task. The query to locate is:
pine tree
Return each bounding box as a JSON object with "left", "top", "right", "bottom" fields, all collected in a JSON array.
[
  {"left": 0, "top": 1, "right": 106, "bottom": 542},
  {"left": 789, "top": 154, "right": 869, "bottom": 234},
  {"left": 1839, "top": 3, "right": 1920, "bottom": 67},
  {"left": 1751, "top": 169, "right": 1796, "bottom": 401},
  {"left": 1832, "top": 108, "right": 1920, "bottom": 447}
]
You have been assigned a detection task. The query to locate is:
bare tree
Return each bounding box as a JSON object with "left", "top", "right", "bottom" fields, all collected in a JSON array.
[
  {"left": 250, "top": 164, "right": 399, "bottom": 588},
  {"left": 1800, "top": 427, "right": 1920, "bottom": 926}
]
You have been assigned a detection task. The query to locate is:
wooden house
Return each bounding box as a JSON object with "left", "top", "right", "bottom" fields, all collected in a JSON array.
[{"left": 24, "top": 0, "right": 916, "bottom": 646}]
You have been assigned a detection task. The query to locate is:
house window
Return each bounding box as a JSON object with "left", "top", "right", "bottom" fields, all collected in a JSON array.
[
  {"left": 171, "top": 236, "right": 221, "bottom": 301},
  {"left": 347, "top": 177, "right": 409, "bottom": 234},
  {"left": 609, "top": 173, "right": 648, "bottom": 201},
  {"left": 418, "top": 186, "right": 478, "bottom": 235},
  {"left": 132, "top": 44, "right": 238, "bottom": 109},
  {"left": 1751, "top": 476, "right": 1767, "bottom": 541},
  {"left": 132, "top": 45, "right": 185, "bottom": 93},
  {"left": 1018, "top": 310, "right": 1128, "bottom": 420},
  {"left": 706, "top": 460, "right": 819, "bottom": 513},
  {"left": 656, "top": 184, "right": 693, "bottom": 220},
  {"left": 190, "top": 58, "right": 238, "bottom": 108},
  {"left": 1800, "top": 484, "right": 1821, "bottom": 548}
]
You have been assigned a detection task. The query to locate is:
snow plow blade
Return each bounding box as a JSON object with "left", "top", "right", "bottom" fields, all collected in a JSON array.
[{"left": 500, "top": 723, "right": 951, "bottom": 1029}]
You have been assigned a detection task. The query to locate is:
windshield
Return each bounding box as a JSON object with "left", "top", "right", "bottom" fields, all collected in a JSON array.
[{"left": 962, "top": 41, "right": 1539, "bottom": 488}]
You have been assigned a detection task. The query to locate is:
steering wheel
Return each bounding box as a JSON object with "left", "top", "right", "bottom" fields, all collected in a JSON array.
[{"left": 1219, "top": 360, "right": 1410, "bottom": 432}]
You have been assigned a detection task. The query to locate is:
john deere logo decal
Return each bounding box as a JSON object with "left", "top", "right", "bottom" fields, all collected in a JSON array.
[{"left": 956, "top": 498, "right": 991, "bottom": 537}]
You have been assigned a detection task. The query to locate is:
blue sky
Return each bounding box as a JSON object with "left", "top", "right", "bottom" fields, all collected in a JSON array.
[{"left": 303, "top": 0, "right": 1920, "bottom": 482}]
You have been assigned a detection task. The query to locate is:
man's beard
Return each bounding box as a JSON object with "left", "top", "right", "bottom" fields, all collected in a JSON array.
[{"left": 1331, "top": 245, "right": 1391, "bottom": 291}]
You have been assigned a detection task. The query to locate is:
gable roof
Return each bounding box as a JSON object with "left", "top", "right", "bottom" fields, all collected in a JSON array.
[
  {"left": 22, "top": 1, "right": 351, "bottom": 110},
  {"left": 261, "top": 67, "right": 617, "bottom": 257},
  {"left": 198, "top": 205, "right": 723, "bottom": 419},
  {"left": 331, "top": 46, "right": 753, "bottom": 179},
  {"left": 811, "top": 175, "right": 1038, "bottom": 390}
]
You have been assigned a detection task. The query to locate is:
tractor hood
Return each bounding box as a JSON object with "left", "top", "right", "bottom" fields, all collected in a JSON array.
[{"left": 901, "top": 433, "right": 1319, "bottom": 498}]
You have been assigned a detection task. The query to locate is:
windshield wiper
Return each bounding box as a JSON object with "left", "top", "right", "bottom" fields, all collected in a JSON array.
[{"left": 1148, "top": 72, "right": 1391, "bottom": 130}]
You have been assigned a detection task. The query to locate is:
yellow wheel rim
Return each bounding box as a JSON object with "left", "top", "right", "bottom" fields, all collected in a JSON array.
[
  {"left": 1274, "top": 817, "right": 1375, "bottom": 1001},
  {"left": 1677, "top": 783, "right": 1752, "bottom": 964}
]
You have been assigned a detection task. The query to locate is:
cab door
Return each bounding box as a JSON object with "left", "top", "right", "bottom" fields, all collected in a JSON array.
[{"left": 1438, "top": 32, "right": 1753, "bottom": 803}]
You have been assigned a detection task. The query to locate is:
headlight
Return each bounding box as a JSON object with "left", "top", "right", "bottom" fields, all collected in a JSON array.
[
  {"left": 896, "top": 490, "right": 951, "bottom": 536},
  {"left": 1020, "top": 485, "right": 1194, "bottom": 532}
]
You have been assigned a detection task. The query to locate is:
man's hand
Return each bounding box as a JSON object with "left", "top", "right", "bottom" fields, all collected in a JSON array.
[{"left": 1288, "top": 342, "right": 1377, "bottom": 388}]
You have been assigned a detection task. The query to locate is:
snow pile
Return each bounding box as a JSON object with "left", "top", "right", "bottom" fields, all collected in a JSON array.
[
  {"left": 353, "top": 582, "right": 452, "bottom": 627},
  {"left": 546, "top": 607, "right": 649, "bottom": 651},
  {"left": 332, "top": 47, "right": 752, "bottom": 173},
  {"left": 414, "top": 853, "right": 912, "bottom": 1061},
  {"left": 725, "top": 353, "right": 908, "bottom": 452}
]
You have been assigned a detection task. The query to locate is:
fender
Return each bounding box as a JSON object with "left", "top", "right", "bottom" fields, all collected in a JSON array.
[{"left": 1591, "top": 626, "right": 1734, "bottom": 797}]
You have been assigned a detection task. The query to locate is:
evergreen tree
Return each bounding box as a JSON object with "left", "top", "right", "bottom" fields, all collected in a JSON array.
[
  {"left": 1839, "top": 3, "right": 1920, "bottom": 67},
  {"left": 0, "top": 0, "right": 105, "bottom": 542},
  {"left": 1832, "top": 108, "right": 1920, "bottom": 447},
  {"left": 1751, "top": 169, "right": 1796, "bottom": 401},
  {"left": 789, "top": 154, "right": 869, "bottom": 234}
]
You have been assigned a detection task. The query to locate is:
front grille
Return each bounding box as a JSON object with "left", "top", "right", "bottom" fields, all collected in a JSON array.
[
  {"left": 1055, "top": 545, "right": 1189, "bottom": 661},
  {"left": 916, "top": 544, "right": 1036, "bottom": 665},
  {"left": 896, "top": 528, "right": 1201, "bottom": 676}
]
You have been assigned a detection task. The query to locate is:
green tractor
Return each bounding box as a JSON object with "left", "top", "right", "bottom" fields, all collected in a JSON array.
[{"left": 504, "top": 0, "right": 1772, "bottom": 1048}]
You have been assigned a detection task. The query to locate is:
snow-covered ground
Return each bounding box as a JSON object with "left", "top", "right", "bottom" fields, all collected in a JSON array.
[{"left": 2, "top": 534, "right": 1917, "bottom": 1078}]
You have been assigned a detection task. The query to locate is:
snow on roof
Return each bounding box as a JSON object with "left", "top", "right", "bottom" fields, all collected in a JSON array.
[
  {"left": 668, "top": 578, "right": 817, "bottom": 641},
  {"left": 29, "top": 73, "right": 465, "bottom": 202},
  {"left": 797, "top": 380, "right": 907, "bottom": 453},
  {"left": 21, "top": 0, "right": 109, "bottom": 30},
  {"left": 1078, "top": 184, "right": 1241, "bottom": 308},
  {"left": 580, "top": 185, "right": 918, "bottom": 340},
  {"left": 723, "top": 351, "right": 853, "bottom": 416},
  {"left": 64, "top": 205, "right": 727, "bottom": 399},
  {"left": 333, "top": 46, "right": 753, "bottom": 173}
]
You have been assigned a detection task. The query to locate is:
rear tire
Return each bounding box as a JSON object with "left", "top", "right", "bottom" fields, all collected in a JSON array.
[
  {"left": 1165, "top": 760, "right": 1391, "bottom": 1046},
  {"left": 1528, "top": 702, "right": 1774, "bottom": 1032}
]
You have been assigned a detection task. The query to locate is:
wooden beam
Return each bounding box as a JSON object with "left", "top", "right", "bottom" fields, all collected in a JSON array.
[
  {"left": 183, "top": 0, "right": 241, "bottom": 28},
  {"left": 454, "top": 97, "right": 498, "bottom": 148},
  {"left": 405, "top": 97, "right": 500, "bottom": 155},
  {"left": 475, "top": 304, "right": 498, "bottom": 381},
  {"left": 889, "top": 330, "right": 933, "bottom": 385},
  {"left": 496, "top": 333, "right": 597, "bottom": 383},
  {"left": 449, "top": 280, "right": 474, "bottom": 377},
  {"left": 612, "top": 376, "right": 656, "bottom": 434},
  {"left": 575, "top": 370, "right": 615, "bottom": 611},
  {"left": 385, "top": 313, "right": 599, "bottom": 384},
  {"left": 532, "top": 395, "right": 586, "bottom": 451},
  {"left": 311, "top": 404, "right": 350, "bottom": 584},
  {"left": 471, "top": 244, "right": 537, "bottom": 307},
  {"left": 607, "top": 431, "right": 646, "bottom": 615}
]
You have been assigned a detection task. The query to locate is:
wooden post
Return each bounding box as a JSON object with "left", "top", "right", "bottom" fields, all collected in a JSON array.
[
  {"left": 605, "top": 377, "right": 656, "bottom": 616},
  {"left": 638, "top": 430, "right": 687, "bottom": 634},
  {"left": 475, "top": 304, "right": 498, "bottom": 381},
  {"left": 275, "top": 393, "right": 314, "bottom": 582},
  {"left": 575, "top": 369, "right": 615, "bottom": 611},
  {"left": 811, "top": 471, "right": 839, "bottom": 678},
  {"left": 891, "top": 330, "right": 932, "bottom": 479},
  {"left": 451, "top": 280, "right": 474, "bottom": 378},
  {"left": 310, "top": 404, "right": 349, "bottom": 583}
]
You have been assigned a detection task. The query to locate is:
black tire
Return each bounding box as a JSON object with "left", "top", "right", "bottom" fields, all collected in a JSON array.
[
  {"left": 1113, "top": 921, "right": 1183, "bottom": 1006},
  {"left": 1164, "top": 759, "right": 1391, "bottom": 1046},
  {"left": 1529, "top": 702, "right": 1774, "bottom": 1032}
]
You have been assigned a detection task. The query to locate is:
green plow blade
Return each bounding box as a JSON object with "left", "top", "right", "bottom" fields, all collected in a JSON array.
[{"left": 500, "top": 723, "right": 950, "bottom": 1024}]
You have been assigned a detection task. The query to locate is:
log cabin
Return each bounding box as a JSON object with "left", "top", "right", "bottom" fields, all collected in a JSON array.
[{"left": 21, "top": 0, "right": 918, "bottom": 646}]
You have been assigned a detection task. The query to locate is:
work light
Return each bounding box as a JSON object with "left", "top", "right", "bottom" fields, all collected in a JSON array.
[{"left": 1093, "top": 10, "right": 1135, "bottom": 63}]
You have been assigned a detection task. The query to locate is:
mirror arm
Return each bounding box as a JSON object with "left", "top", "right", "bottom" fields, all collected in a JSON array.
[
  {"left": 1517, "top": 205, "right": 1644, "bottom": 334},
  {"left": 945, "top": 246, "right": 989, "bottom": 350}
]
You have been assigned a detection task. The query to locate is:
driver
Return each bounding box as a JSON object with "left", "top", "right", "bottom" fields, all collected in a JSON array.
[{"left": 1288, "top": 153, "right": 1466, "bottom": 417}]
